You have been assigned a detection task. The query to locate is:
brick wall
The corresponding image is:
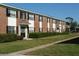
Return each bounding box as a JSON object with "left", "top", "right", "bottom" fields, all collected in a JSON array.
[
  {"left": 16, "top": 11, "right": 29, "bottom": 34},
  {"left": 42, "top": 16, "right": 47, "bottom": 32},
  {"left": 49, "top": 19, "right": 53, "bottom": 32},
  {"left": 0, "top": 7, "right": 8, "bottom": 33},
  {"left": 34, "top": 14, "right": 39, "bottom": 32},
  {"left": 16, "top": 11, "right": 28, "bottom": 25}
]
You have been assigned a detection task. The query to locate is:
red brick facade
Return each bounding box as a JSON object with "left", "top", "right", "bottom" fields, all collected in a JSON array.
[
  {"left": 49, "top": 18, "right": 53, "bottom": 32},
  {"left": 16, "top": 11, "right": 28, "bottom": 26},
  {"left": 0, "top": 5, "right": 67, "bottom": 34},
  {"left": 0, "top": 7, "right": 8, "bottom": 33},
  {"left": 34, "top": 14, "right": 39, "bottom": 32},
  {"left": 42, "top": 16, "right": 47, "bottom": 32}
]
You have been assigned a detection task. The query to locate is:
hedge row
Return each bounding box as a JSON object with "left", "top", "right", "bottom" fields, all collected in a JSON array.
[
  {"left": 29, "top": 32, "right": 69, "bottom": 38},
  {"left": 0, "top": 34, "right": 20, "bottom": 43},
  {"left": 0, "top": 32, "right": 69, "bottom": 43}
]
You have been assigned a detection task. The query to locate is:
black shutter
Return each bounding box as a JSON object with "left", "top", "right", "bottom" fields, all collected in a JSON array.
[
  {"left": 6, "top": 26, "right": 8, "bottom": 33},
  {"left": 24, "top": 12, "right": 26, "bottom": 19},
  {"left": 16, "top": 11, "right": 18, "bottom": 18},
  {"left": 6, "top": 8, "right": 10, "bottom": 17},
  {"left": 28, "top": 13, "right": 29, "bottom": 20}
]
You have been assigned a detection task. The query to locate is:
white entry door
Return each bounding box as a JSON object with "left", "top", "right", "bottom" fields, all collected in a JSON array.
[{"left": 18, "top": 25, "right": 28, "bottom": 40}]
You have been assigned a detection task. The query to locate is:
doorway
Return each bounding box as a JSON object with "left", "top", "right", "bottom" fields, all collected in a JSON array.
[{"left": 18, "top": 24, "right": 28, "bottom": 39}]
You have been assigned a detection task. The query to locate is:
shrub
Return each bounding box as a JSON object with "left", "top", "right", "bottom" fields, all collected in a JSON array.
[
  {"left": 0, "top": 34, "right": 19, "bottom": 43},
  {"left": 17, "top": 36, "right": 23, "bottom": 40},
  {"left": 29, "top": 32, "right": 69, "bottom": 38}
]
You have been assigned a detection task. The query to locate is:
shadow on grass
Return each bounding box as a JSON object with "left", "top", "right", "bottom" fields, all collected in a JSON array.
[{"left": 59, "top": 37, "right": 79, "bottom": 44}]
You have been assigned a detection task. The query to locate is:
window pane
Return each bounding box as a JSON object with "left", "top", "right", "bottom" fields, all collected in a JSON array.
[
  {"left": 20, "top": 11, "right": 23, "bottom": 19},
  {"left": 39, "top": 16, "right": 42, "bottom": 21},
  {"left": 7, "top": 9, "right": 16, "bottom": 17},
  {"left": 29, "top": 27, "right": 34, "bottom": 32},
  {"left": 7, "top": 26, "right": 15, "bottom": 33},
  {"left": 47, "top": 18, "right": 50, "bottom": 22},
  {"left": 39, "top": 28, "right": 42, "bottom": 32},
  {"left": 29, "top": 14, "right": 34, "bottom": 20}
]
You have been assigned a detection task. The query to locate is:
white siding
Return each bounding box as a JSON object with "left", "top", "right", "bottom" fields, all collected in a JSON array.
[
  {"left": 8, "top": 17, "right": 16, "bottom": 26},
  {"left": 59, "top": 23, "right": 62, "bottom": 32},
  {"left": 59, "top": 26, "right": 62, "bottom": 32},
  {"left": 47, "top": 23, "right": 50, "bottom": 31},
  {"left": 39, "top": 22, "right": 42, "bottom": 28},
  {"left": 29, "top": 20, "right": 34, "bottom": 32},
  {"left": 63, "top": 25, "right": 65, "bottom": 31},
  {"left": 53, "top": 23, "right": 56, "bottom": 31},
  {"left": 29, "top": 20, "right": 34, "bottom": 27},
  {"left": 8, "top": 17, "right": 16, "bottom": 34},
  {"left": 47, "top": 18, "right": 50, "bottom": 31}
]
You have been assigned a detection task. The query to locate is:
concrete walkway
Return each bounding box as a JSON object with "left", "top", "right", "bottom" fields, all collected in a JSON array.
[{"left": 0, "top": 36, "right": 79, "bottom": 56}]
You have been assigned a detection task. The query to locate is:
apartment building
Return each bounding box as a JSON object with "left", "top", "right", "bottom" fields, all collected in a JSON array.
[{"left": 0, "top": 4, "right": 67, "bottom": 39}]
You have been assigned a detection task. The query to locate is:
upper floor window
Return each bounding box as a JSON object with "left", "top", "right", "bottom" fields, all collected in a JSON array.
[
  {"left": 39, "top": 16, "right": 43, "bottom": 21},
  {"left": 60, "top": 21, "right": 61, "bottom": 24},
  {"left": 47, "top": 18, "right": 50, "bottom": 22},
  {"left": 20, "top": 11, "right": 27, "bottom": 19},
  {"left": 20, "top": 11, "right": 24, "bottom": 19},
  {"left": 56, "top": 20, "right": 59, "bottom": 24},
  {"left": 29, "top": 14, "right": 34, "bottom": 20},
  {"left": 53, "top": 20, "right": 56, "bottom": 23},
  {"left": 51, "top": 19, "right": 53, "bottom": 23},
  {"left": 6, "top": 8, "right": 16, "bottom": 17}
]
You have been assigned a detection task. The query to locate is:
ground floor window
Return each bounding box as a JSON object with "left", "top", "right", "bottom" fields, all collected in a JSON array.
[
  {"left": 39, "top": 28, "right": 42, "bottom": 32},
  {"left": 29, "top": 27, "right": 34, "bottom": 33},
  {"left": 47, "top": 28, "right": 50, "bottom": 32},
  {"left": 7, "top": 26, "right": 15, "bottom": 33}
]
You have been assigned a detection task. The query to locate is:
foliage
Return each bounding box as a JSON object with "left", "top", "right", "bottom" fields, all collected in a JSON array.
[
  {"left": 0, "top": 34, "right": 18, "bottom": 43},
  {"left": 29, "top": 32, "right": 69, "bottom": 38}
]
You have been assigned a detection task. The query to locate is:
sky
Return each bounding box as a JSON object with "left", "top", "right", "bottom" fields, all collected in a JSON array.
[{"left": 4, "top": 3, "right": 79, "bottom": 23}]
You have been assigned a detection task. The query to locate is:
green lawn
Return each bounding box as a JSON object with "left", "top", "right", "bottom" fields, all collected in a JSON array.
[
  {"left": 0, "top": 33, "right": 78, "bottom": 54},
  {"left": 27, "top": 44, "right": 79, "bottom": 56}
]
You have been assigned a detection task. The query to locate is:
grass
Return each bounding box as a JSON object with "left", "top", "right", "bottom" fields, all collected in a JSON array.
[
  {"left": 27, "top": 44, "right": 79, "bottom": 56},
  {"left": 0, "top": 33, "right": 78, "bottom": 54}
]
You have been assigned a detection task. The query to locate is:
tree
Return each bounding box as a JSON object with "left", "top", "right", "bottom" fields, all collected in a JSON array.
[
  {"left": 71, "top": 21, "right": 78, "bottom": 31},
  {"left": 65, "top": 17, "right": 73, "bottom": 24},
  {"left": 77, "top": 24, "right": 79, "bottom": 27},
  {"left": 65, "top": 17, "right": 78, "bottom": 32},
  {"left": 65, "top": 17, "right": 74, "bottom": 32}
]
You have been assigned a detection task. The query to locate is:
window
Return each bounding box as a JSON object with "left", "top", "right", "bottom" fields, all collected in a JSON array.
[
  {"left": 39, "top": 28, "right": 42, "bottom": 32},
  {"left": 7, "top": 26, "right": 15, "bottom": 33},
  {"left": 52, "top": 19, "right": 53, "bottom": 23},
  {"left": 29, "top": 14, "right": 34, "bottom": 20},
  {"left": 20, "top": 11, "right": 27, "bottom": 19},
  {"left": 53, "top": 20, "right": 55, "bottom": 23},
  {"left": 29, "top": 27, "right": 34, "bottom": 32},
  {"left": 39, "top": 16, "right": 43, "bottom": 21},
  {"left": 10, "top": 10, "right": 16, "bottom": 17},
  {"left": 47, "top": 28, "right": 50, "bottom": 32},
  {"left": 24, "top": 12, "right": 26, "bottom": 19},
  {"left": 57, "top": 27, "right": 59, "bottom": 30},
  {"left": 16, "top": 11, "right": 18, "bottom": 18},
  {"left": 6, "top": 8, "right": 16, "bottom": 17},
  {"left": 25, "top": 12, "right": 28, "bottom": 19},
  {"left": 20, "top": 11, "right": 24, "bottom": 19},
  {"left": 47, "top": 18, "right": 50, "bottom": 22}
]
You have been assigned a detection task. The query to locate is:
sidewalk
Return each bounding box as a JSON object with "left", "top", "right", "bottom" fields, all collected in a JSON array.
[{"left": 4, "top": 36, "right": 79, "bottom": 56}]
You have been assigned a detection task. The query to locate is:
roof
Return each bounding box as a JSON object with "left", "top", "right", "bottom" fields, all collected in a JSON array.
[{"left": 0, "top": 3, "right": 65, "bottom": 22}]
